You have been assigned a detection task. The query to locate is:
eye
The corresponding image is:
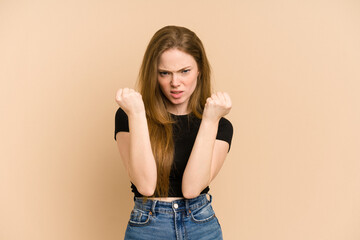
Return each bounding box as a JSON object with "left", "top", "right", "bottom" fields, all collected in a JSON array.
[
  {"left": 159, "top": 71, "right": 169, "bottom": 76},
  {"left": 182, "top": 69, "right": 190, "bottom": 73}
]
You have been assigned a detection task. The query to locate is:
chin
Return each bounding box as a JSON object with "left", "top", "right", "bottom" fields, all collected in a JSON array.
[{"left": 172, "top": 99, "right": 186, "bottom": 104}]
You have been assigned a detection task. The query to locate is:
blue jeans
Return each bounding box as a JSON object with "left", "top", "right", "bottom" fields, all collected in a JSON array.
[{"left": 124, "top": 193, "right": 223, "bottom": 240}]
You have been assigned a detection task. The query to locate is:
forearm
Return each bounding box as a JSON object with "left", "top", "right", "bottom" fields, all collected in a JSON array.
[
  {"left": 128, "top": 112, "right": 157, "bottom": 196},
  {"left": 182, "top": 119, "right": 219, "bottom": 198}
]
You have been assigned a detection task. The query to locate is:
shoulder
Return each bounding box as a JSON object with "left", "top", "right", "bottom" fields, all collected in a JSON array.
[
  {"left": 216, "top": 117, "right": 233, "bottom": 151},
  {"left": 219, "top": 117, "right": 233, "bottom": 133},
  {"left": 114, "top": 107, "right": 129, "bottom": 140},
  {"left": 115, "top": 107, "right": 128, "bottom": 119}
]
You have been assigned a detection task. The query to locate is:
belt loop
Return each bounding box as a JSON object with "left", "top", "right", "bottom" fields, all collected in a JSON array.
[
  {"left": 151, "top": 200, "right": 157, "bottom": 216},
  {"left": 207, "top": 193, "right": 212, "bottom": 203},
  {"left": 185, "top": 199, "right": 191, "bottom": 216}
]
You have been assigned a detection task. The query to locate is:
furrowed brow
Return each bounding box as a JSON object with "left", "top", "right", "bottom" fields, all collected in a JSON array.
[{"left": 158, "top": 66, "right": 192, "bottom": 72}]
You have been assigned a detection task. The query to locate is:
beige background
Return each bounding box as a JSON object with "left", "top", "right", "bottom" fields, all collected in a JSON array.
[{"left": 1, "top": 0, "right": 360, "bottom": 239}]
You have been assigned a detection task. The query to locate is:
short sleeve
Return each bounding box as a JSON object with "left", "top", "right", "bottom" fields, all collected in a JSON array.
[
  {"left": 114, "top": 107, "right": 129, "bottom": 140},
  {"left": 216, "top": 117, "right": 233, "bottom": 152}
]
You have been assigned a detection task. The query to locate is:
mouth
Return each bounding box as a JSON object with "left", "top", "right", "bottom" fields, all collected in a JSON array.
[{"left": 170, "top": 91, "right": 184, "bottom": 99}]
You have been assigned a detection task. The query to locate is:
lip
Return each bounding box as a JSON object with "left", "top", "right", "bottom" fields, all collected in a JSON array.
[{"left": 170, "top": 91, "right": 183, "bottom": 99}]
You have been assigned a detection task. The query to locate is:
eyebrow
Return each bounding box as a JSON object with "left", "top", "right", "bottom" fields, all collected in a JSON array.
[{"left": 158, "top": 66, "right": 192, "bottom": 72}]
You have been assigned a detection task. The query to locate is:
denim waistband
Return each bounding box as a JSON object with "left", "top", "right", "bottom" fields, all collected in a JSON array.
[{"left": 133, "top": 193, "right": 212, "bottom": 214}]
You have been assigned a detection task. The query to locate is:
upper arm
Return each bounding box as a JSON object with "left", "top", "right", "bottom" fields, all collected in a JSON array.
[
  {"left": 209, "top": 117, "right": 233, "bottom": 182},
  {"left": 210, "top": 139, "right": 230, "bottom": 182},
  {"left": 114, "top": 107, "right": 131, "bottom": 170},
  {"left": 116, "top": 131, "right": 130, "bottom": 172}
]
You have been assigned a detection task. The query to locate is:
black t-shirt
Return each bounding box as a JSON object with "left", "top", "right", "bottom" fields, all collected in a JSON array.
[{"left": 114, "top": 107, "right": 233, "bottom": 197}]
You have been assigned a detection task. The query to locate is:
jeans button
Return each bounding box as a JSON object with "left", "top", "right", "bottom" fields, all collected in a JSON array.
[{"left": 173, "top": 203, "right": 179, "bottom": 209}]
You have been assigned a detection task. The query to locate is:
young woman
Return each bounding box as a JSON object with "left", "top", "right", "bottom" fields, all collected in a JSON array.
[{"left": 114, "top": 25, "right": 233, "bottom": 240}]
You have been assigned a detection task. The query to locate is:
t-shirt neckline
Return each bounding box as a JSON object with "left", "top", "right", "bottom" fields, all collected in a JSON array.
[{"left": 169, "top": 112, "right": 191, "bottom": 117}]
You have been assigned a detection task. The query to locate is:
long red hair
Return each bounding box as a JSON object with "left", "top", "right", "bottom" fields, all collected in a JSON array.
[{"left": 136, "top": 25, "right": 212, "bottom": 197}]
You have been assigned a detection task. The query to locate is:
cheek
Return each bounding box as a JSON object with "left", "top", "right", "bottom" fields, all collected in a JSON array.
[
  {"left": 158, "top": 80, "right": 169, "bottom": 95},
  {"left": 187, "top": 74, "right": 198, "bottom": 90},
  {"left": 157, "top": 78, "right": 166, "bottom": 89}
]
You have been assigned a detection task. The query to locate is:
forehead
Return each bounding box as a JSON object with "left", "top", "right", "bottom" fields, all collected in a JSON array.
[{"left": 158, "top": 49, "right": 197, "bottom": 70}]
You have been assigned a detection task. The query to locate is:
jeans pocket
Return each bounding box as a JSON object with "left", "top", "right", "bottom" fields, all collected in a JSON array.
[
  {"left": 128, "top": 209, "right": 152, "bottom": 227},
  {"left": 190, "top": 203, "right": 216, "bottom": 223}
]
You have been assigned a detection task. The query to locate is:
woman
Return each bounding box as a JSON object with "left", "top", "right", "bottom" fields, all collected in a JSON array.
[{"left": 114, "top": 25, "right": 233, "bottom": 240}]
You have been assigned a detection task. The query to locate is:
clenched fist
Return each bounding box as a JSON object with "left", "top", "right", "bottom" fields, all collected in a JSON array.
[
  {"left": 203, "top": 92, "right": 232, "bottom": 122},
  {"left": 115, "top": 88, "right": 145, "bottom": 116}
]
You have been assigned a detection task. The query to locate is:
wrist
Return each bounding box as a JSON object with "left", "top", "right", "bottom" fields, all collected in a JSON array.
[
  {"left": 201, "top": 117, "right": 220, "bottom": 127},
  {"left": 127, "top": 110, "right": 146, "bottom": 119}
]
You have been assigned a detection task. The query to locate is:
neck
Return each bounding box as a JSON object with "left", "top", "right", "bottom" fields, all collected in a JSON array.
[{"left": 165, "top": 103, "right": 190, "bottom": 115}]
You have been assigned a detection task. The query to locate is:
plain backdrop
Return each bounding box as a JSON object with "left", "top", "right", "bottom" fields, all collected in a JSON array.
[{"left": 1, "top": 0, "right": 360, "bottom": 239}]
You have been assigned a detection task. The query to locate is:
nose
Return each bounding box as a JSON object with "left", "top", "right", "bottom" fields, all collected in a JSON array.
[{"left": 170, "top": 74, "right": 180, "bottom": 87}]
